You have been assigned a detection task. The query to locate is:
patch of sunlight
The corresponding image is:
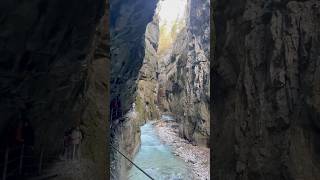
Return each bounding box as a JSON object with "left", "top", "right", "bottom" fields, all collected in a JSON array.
[{"left": 156, "top": 0, "right": 187, "bottom": 55}]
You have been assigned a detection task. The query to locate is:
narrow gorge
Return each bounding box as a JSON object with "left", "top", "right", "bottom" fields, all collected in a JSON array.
[
  {"left": 1, "top": 0, "right": 319, "bottom": 180},
  {"left": 110, "top": 0, "right": 210, "bottom": 179}
]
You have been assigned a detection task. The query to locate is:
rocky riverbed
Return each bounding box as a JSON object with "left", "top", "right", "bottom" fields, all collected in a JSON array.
[{"left": 153, "top": 120, "right": 210, "bottom": 180}]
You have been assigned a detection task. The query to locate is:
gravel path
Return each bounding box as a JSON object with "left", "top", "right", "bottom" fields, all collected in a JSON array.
[{"left": 153, "top": 120, "right": 210, "bottom": 180}]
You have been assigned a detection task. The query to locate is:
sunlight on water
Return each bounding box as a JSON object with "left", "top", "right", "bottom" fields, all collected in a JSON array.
[{"left": 128, "top": 123, "right": 192, "bottom": 180}]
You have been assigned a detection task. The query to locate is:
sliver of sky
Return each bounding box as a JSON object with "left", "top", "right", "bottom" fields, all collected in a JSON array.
[
  {"left": 157, "top": 0, "right": 187, "bottom": 29},
  {"left": 156, "top": 0, "right": 188, "bottom": 54}
]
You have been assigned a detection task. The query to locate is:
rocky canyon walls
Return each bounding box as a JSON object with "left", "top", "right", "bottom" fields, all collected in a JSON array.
[
  {"left": 110, "top": 0, "right": 158, "bottom": 114},
  {"left": 0, "top": 0, "right": 108, "bottom": 179},
  {"left": 213, "top": 0, "right": 320, "bottom": 179},
  {"left": 158, "top": 0, "right": 210, "bottom": 147},
  {"left": 135, "top": 15, "right": 160, "bottom": 122},
  {"left": 109, "top": 0, "right": 158, "bottom": 179}
]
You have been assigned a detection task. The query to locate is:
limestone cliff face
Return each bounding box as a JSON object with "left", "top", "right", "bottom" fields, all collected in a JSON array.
[
  {"left": 109, "top": 0, "right": 158, "bottom": 179},
  {"left": 136, "top": 15, "right": 160, "bottom": 122},
  {"left": 0, "top": 0, "right": 108, "bottom": 179},
  {"left": 158, "top": 0, "right": 210, "bottom": 146},
  {"left": 213, "top": 0, "right": 320, "bottom": 179},
  {"left": 110, "top": 0, "right": 158, "bottom": 113}
]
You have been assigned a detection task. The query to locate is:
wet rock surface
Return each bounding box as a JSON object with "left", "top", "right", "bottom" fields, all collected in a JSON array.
[{"left": 213, "top": 0, "right": 320, "bottom": 179}]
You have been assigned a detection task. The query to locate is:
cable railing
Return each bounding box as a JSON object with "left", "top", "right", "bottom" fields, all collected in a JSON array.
[
  {"left": 110, "top": 143, "right": 155, "bottom": 180},
  {"left": 110, "top": 105, "right": 155, "bottom": 179}
]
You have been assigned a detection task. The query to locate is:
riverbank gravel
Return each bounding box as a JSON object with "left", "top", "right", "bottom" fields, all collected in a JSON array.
[{"left": 153, "top": 120, "right": 210, "bottom": 180}]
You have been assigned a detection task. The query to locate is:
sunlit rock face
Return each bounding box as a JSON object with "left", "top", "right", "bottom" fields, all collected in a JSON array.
[
  {"left": 0, "top": 0, "right": 108, "bottom": 179},
  {"left": 213, "top": 0, "right": 320, "bottom": 179},
  {"left": 158, "top": 0, "right": 210, "bottom": 147}
]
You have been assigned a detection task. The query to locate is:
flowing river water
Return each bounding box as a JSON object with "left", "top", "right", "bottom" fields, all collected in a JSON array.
[{"left": 128, "top": 117, "right": 193, "bottom": 180}]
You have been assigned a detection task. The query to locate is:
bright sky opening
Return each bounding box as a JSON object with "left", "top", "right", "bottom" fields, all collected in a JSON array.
[{"left": 156, "top": 0, "right": 188, "bottom": 54}]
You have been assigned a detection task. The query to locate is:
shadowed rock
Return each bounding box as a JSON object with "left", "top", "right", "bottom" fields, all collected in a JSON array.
[{"left": 213, "top": 0, "right": 320, "bottom": 179}]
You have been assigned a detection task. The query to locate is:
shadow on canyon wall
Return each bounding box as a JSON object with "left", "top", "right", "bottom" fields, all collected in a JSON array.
[{"left": 0, "top": 0, "right": 109, "bottom": 179}]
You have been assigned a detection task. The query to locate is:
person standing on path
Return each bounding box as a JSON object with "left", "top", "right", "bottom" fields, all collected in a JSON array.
[
  {"left": 62, "top": 129, "right": 72, "bottom": 160},
  {"left": 71, "top": 126, "right": 83, "bottom": 160}
]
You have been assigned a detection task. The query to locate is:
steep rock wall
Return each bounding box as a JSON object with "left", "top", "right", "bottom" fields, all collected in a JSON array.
[
  {"left": 0, "top": 0, "right": 108, "bottom": 179},
  {"left": 158, "top": 0, "right": 210, "bottom": 146},
  {"left": 109, "top": 0, "right": 158, "bottom": 179},
  {"left": 213, "top": 0, "right": 320, "bottom": 179},
  {"left": 136, "top": 15, "right": 160, "bottom": 122},
  {"left": 110, "top": 0, "right": 158, "bottom": 113}
]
